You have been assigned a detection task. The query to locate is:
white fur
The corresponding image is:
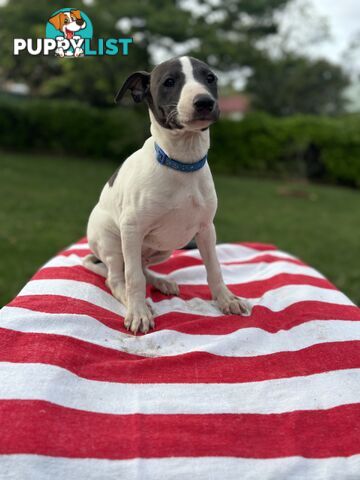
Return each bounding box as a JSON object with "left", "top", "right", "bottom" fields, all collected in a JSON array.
[
  {"left": 177, "top": 56, "right": 211, "bottom": 125},
  {"left": 85, "top": 57, "right": 251, "bottom": 334}
]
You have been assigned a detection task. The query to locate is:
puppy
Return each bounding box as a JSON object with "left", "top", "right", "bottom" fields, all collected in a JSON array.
[
  {"left": 48, "top": 10, "right": 86, "bottom": 57},
  {"left": 84, "top": 56, "right": 251, "bottom": 334}
]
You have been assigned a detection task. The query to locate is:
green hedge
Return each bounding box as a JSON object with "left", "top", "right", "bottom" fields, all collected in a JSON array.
[
  {"left": 0, "top": 97, "right": 149, "bottom": 161},
  {"left": 1, "top": 97, "right": 359, "bottom": 187},
  {"left": 211, "top": 113, "right": 360, "bottom": 187}
]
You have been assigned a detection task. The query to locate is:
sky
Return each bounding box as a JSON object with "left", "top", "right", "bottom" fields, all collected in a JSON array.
[
  {"left": 293, "top": 0, "right": 360, "bottom": 68},
  {"left": 313, "top": 0, "right": 360, "bottom": 59}
]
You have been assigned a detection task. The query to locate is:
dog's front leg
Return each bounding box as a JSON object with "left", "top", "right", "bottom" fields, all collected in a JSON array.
[
  {"left": 121, "top": 222, "right": 154, "bottom": 334},
  {"left": 195, "top": 223, "right": 251, "bottom": 316},
  {"left": 74, "top": 47, "right": 84, "bottom": 57}
]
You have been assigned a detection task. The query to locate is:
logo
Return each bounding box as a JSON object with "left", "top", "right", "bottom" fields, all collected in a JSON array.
[
  {"left": 13, "top": 8, "right": 133, "bottom": 57},
  {"left": 46, "top": 8, "right": 92, "bottom": 57}
]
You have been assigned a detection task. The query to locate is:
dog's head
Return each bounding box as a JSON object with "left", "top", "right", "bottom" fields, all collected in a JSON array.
[
  {"left": 49, "top": 10, "right": 86, "bottom": 40},
  {"left": 115, "top": 56, "right": 220, "bottom": 131}
]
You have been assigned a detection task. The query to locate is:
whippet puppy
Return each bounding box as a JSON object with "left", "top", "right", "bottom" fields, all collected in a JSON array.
[{"left": 84, "top": 56, "right": 251, "bottom": 334}]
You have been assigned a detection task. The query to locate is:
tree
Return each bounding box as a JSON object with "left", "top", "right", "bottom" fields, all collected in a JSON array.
[
  {"left": 0, "top": 0, "right": 291, "bottom": 105},
  {"left": 246, "top": 54, "right": 349, "bottom": 116}
]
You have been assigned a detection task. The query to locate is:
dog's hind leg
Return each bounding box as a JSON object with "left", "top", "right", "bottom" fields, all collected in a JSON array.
[
  {"left": 142, "top": 250, "right": 179, "bottom": 296},
  {"left": 104, "top": 249, "right": 127, "bottom": 307},
  {"left": 83, "top": 248, "right": 127, "bottom": 305},
  {"left": 86, "top": 247, "right": 127, "bottom": 306},
  {"left": 83, "top": 254, "right": 108, "bottom": 277},
  {"left": 86, "top": 207, "right": 127, "bottom": 306},
  {"left": 144, "top": 269, "right": 179, "bottom": 296},
  {"left": 90, "top": 241, "right": 127, "bottom": 306}
]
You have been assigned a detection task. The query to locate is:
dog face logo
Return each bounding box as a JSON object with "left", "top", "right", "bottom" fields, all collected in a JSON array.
[
  {"left": 49, "top": 10, "right": 86, "bottom": 40},
  {"left": 46, "top": 8, "right": 93, "bottom": 57}
]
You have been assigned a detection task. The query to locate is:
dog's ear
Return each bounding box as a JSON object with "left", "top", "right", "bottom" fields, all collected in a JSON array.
[
  {"left": 71, "top": 9, "right": 81, "bottom": 20},
  {"left": 48, "top": 12, "right": 64, "bottom": 31},
  {"left": 114, "top": 71, "right": 151, "bottom": 104}
]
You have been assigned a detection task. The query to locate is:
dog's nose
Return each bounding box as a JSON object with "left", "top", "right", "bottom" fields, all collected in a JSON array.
[
  {"left": 193, "top": 95, "right": 215, "bottom": 113},
  {"left": 76, "top": 19, "right": 84, "bottom": 26}
]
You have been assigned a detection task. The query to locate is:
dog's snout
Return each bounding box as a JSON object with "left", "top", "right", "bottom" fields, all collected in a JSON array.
[
  {"left": 76, "top": 19, "right": 84, "bottom": 26},
  {"left": 193, "top": 95, "right": 215, "bottom": 113}
]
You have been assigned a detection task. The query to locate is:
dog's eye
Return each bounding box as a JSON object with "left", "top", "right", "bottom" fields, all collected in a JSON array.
[
  {"left": 207, "top": 73, "right": 216, "bottom": 84},
  {"left": 163, "top": 78, "right": 175, "bottom": 88},
  {"left": 64, "top": 18, "right": 69, "bottom": 24}
]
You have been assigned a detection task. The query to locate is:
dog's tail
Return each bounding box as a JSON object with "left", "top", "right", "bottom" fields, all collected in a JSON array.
[{"left": 82, "top": 254, "right": 108, "bottom": 278}]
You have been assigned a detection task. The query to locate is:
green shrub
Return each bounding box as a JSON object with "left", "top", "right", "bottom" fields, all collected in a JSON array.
[
  {"left": 211, "top": 112, "right": 360, "bottom": 187},
  {"left": 0, "top": 97, "right": 149, "bottom": 161},
  {"left": 0, "top": 97, "right": 359, "bottom": 187}
]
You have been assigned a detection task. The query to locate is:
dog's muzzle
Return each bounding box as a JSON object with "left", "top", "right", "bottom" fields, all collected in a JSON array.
[
  {"left": 194, "top": 94, "right": 215, "bottom": 113},
  {"left": 192, "top": 94, "right": 219, "bottom": 123}
]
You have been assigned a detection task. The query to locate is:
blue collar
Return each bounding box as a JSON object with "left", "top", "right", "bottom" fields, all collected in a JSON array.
[{"left": 154, "top": 142, "right": 207, "bottom": 172}]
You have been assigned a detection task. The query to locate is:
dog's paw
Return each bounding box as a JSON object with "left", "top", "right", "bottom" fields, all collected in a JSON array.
[
  {"left": 216, "top": 289, "right": 251, "bottom": 316},
  {"left": 124, "top": 302, "right": 155, "bottom": 334},
  {"left": 152, "top": 277, "right": 179, "bottom": 296},
  {"left": 74, "top": 47, "right": 84, "bottom": 57},
  {"left": 55, "top": 48, "right": 64, "bottom": 57}
]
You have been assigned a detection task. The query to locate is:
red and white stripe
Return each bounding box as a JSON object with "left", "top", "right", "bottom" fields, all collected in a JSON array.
[{"left": 0, "top": 239, "right": 359, "bottom": 479}]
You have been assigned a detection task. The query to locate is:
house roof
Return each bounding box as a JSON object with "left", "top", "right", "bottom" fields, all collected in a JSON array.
[{"left": 218, "top": 95, "right": 249, "bottom": 113}]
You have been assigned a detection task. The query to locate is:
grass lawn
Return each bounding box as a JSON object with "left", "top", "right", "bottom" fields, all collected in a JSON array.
[{"left": 1, "top": 152, "right": 359, "bottom": 306}]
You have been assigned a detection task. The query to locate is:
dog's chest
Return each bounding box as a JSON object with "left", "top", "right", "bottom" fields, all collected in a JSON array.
[{"left": 144, "top": 187, "right": 216, "bottom": 250}]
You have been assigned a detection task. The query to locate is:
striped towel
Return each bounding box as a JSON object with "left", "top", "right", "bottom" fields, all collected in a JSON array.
[{"left": 0, "top": 238, "right": 360, "bottom": 480}]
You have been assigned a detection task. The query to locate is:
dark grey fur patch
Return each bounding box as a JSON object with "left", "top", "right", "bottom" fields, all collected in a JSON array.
[
  {"left": 189, "top": 57, "right": 219, "bottom": 100},
  {"left": 189, "top": 57, "right": 220, "bottom": 122},
  {"left": 108, "top": 166, "right": 121, "bottom": 187},
  {"left": 147, "top": 57, "right": 185, "bottom": 129}
]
